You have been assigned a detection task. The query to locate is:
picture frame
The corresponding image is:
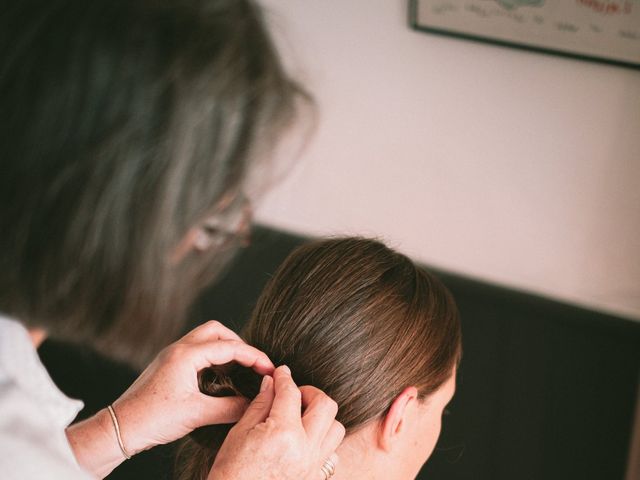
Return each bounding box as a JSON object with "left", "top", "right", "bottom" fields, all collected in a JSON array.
[{"left": 409, "top": 0, "right": 640, "bottom": 69}]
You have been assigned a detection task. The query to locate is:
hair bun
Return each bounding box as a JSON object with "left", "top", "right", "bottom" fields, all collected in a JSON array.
[
  {"left": 197, "top": 364, "right": 263, "bottom": 399},
  {"left": 190, "top": 364, "right": 263, "bottom": 448},
  {"left": 197, "top": 367, "right": 238, "bottom": 397}
]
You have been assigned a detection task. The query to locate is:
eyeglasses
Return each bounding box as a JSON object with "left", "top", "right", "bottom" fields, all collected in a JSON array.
[{"left": 194, "top": 193, "right": 252, "bottom": 252}]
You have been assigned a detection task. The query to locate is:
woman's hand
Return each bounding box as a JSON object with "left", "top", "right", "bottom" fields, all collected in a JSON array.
[
  {"left": 113, "top": 320, "right": 275, "bottom": 453},
  {"left": 209, "top": 366, "right": 346, "bottom": 480},
  {"left": 67, "top": 320, "right": 274, "bottom": 478}
]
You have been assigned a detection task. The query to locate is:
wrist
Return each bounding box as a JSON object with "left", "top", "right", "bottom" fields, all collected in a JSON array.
[
  {"left": 66, "top": 408, "right": 127, "bottom": 478},
  {"left": 110, "top": 399, "right": 155, "bottom": 456},
  {"left": 106, "top": 405, "right": 133, "bottom": 460}
]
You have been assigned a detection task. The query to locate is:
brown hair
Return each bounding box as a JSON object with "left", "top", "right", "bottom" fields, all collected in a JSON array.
[
  {"left": 0, "top": 0, "right": 309, "bottom": 364},
  {"left": 176, "top": 237, "right": 462, "bottom": 479}
]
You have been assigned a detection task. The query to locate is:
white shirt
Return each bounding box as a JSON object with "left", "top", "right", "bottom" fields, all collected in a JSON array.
[{"left": 0, "top": 315, "right": 91, "bottom": 479}]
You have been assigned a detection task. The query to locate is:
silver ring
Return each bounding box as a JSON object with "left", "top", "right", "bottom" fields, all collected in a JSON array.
[{"left": 321, "top": 457, "right": 336, "bottom": 479}]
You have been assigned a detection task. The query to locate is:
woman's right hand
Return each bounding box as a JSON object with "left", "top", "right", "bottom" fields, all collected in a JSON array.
[{"left": 208, "top": 365, "right": 345, "bottom": 480}]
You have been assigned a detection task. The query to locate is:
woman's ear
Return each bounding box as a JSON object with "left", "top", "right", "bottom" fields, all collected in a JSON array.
[{"left": 377, "top": 386, "right": 418, "bottom": 452}]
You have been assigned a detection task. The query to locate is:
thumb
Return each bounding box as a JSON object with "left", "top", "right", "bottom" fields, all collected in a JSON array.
[
  {"left": 198, "top": 395, "right": 249, "bottom": 426},
  {"left": 234, "top": 375, "right": 275, "bottom": 430}
]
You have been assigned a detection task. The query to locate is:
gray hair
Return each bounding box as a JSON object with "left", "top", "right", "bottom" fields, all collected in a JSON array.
[{"left": 0, "top": 0, "right": 309, "bottom": 364}]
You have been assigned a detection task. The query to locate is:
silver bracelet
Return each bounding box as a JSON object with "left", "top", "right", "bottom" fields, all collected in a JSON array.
[{"left": 107, "top": 404, "right": 132, "bottom": 460}]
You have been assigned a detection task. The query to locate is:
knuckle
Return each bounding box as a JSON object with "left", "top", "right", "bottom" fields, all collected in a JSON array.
[
  {"left": 256, "top": 417, "right": 278, "bottom": 435},
  {"left": 322, "top": 397, "right": 339, "bottom": 416},
  {"left": 283, "top": 384, "right": 301, "bottom": 398},
  {"left": 162, "top": 343, "right": 187, "bottom": 363},
  {"left": 299, "top": 385, "right": 321, "bottom": 398},
  {"left": 157, "top": 346, "right": 171, "bottom": 361},
  {"left": 158, "top": 344, "right": 175, "bottom": 362},
  {"left": 250, "top": 397, "right": 271, "bottom": 411},
  {"left": 298, "top": 385, "right": 313, "bottom": 395},
  {"left": 224, "top": 339, "right": 245, "bottom": 354},
  {"left": 206, "top": 319, "right": 223, "bottom": 330},
  {"left": 274, "top": 429, "right": 299, "bottom": 451}
]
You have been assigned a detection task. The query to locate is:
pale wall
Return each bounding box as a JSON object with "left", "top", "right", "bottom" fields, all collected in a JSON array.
[{"left": 255, "top": 0, "right": 640, "bottom": 321}]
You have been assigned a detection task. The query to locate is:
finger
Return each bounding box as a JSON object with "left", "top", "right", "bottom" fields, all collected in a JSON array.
[
  {"left": 187, "top": 339, "right": 274, "bottom": 374},
  {"left": 269, "top": 366, "right": 303, "bottom": 425},
  {"left": 320, "top": 422, "right": 345, "bottom": 459},
  {"left": 235, "top": 375, "right": 275, "bottom": 429},
  {"left": 300, "top": 386, "right": 339, "bottom": 444},
  {"left": 180, "top": 320, "right": 243, "bottom": 344},
  {"left": 196, "top": 395, "right": 249, "bottom": 426},
  {"left": 318, "top": 452, "right": 340, "bottom": 480}
]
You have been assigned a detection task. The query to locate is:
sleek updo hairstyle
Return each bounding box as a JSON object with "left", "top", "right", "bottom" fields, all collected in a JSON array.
[
  {"left": 0, "top": 0, "right": 308, "bottom": 364},
  {"left": 176, "top": 237, "right": 462, "bottom": 480}
]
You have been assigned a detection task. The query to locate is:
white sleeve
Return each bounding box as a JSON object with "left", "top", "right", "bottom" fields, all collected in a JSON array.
[{"left": 0, "top": 381, "right": 92, "bottom": 480}]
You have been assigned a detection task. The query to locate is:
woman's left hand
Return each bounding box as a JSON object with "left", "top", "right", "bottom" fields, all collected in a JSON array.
[
  {"left": 67, "top": 320, "right": 274, "bottom": 478},
  {"left": 114, "top": 320, "right": 275, "bottom": 452}
]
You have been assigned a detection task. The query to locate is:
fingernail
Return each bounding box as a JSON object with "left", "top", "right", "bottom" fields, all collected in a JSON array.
[
  {"left": 280, "top": 365, "right": 291, "bottom": 375},
  {"left": 260, "top": 375, "right": 273, "bottom": 392}
]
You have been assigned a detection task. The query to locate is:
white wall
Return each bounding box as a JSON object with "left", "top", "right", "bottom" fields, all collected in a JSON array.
[{"left": 255, "top": 0, "right": 640, "bottom": 321}]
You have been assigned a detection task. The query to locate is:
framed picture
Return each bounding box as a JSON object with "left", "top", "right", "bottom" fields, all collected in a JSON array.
[{"left": 410, "top": 0, "right": 640, "bottom": 69}]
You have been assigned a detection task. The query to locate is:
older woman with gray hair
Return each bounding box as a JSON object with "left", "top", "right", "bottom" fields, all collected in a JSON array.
[{"left": 0, "top": 1, "right": 343, "bottom": 478}]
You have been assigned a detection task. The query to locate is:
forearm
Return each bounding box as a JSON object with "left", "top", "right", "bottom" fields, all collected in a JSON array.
[{"left": 66, "top": 408, "right": 128, "bottom": 479}]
